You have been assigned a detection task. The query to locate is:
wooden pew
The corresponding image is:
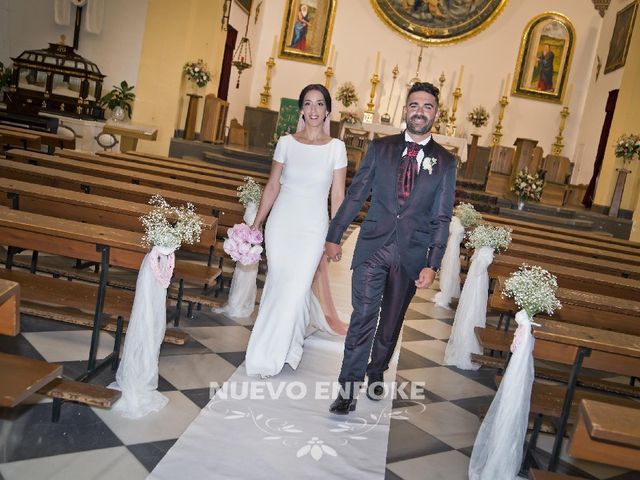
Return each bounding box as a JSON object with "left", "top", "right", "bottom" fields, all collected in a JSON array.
[
  {"left": 0, "top": 278, "right": 20, "bottom": 336},
  {"left": 52, "top": 149, "right": 248, "bottom": 190},
  {"left": 490, "top": 276, "right": 640, "bottom": 336},
  {"left": 568, "top": 400, "right": 640, "bottom": 471},
  {"left": 0, "top": 159, "right": 244, "bottom": 227},
  {"left": 0, "top": 177, "right": 218, "bottom": 260},
  {"left": 483, "top": 213, "right": 640, "bottom": 251},
  {"left": 529, "top": 470, "right": 586, "bottom": 480},
  {"left": 0, "top": 128, "right": 42, "bottom": 151},
  {"left": 0, "top": 124, "right": 75, "bottom": 151},
  {"left": 489, "top": 255, "right": 640, "bottom": 299},
  {"left": 4, "top": 149, "right": 239, "bottom": 203}
]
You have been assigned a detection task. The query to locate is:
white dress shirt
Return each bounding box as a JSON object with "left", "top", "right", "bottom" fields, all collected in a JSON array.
[{"left": 401, "top": 131, "right": 432, "bottom": 171}]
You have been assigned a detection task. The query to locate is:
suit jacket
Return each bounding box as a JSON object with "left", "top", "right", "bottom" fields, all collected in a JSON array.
[{"left": 326, "top": 133, "right": 457, "bottom": 280}]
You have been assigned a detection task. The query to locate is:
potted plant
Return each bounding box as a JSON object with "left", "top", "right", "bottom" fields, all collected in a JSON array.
[{"left": 99, "top": 80, "right": 135, "bottom": 121}]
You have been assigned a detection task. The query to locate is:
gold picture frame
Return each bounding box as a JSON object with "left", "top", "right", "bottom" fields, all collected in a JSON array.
[
  {"left": 512, "top": 12, "right": 575, "bottom": 104},
  {"left": 278, "top": 0, "right": 337, "bottom": 65},
  {"left": 604, "top": 1, "right": 638, "bottom": 74},
  {"left": 370, "top": 0, "right": 508, "bottom": 45}
]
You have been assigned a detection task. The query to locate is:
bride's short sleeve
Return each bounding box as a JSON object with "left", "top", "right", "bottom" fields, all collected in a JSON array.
[
  {"left": 273, "top": 136, "right": 287, "bottom": 164},
  {"left": 333, "top": 140, "right": 348, "bottom": 170}
]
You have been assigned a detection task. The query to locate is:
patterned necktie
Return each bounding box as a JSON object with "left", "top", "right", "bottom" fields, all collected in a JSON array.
[{"left": 397, "top": 142, "right": 421, "bottom": 206}]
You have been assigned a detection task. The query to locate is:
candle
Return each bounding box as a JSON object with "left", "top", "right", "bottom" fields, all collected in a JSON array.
[
  {"left": 504, "top": 72, "right": 511, "bottom": 97},
  {"left": 374, "top": 51, "right": 380, "bottom": 75},
  {"left": 565, "top": 83, "right": 573, "bottom": 105},
  {"left": 456, "top": 65, "right": 464, "bottom": 88},
  {"left": 328, "top": 44, "right": 334, "bottom": 68},
  {"left": 272, "top": 35, "right": 278, "bottom": 58},
  {"left": 332, "top": 49, "right": 337, "bottom": 68}
]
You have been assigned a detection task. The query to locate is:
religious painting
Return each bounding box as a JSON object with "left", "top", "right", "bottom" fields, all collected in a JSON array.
[
  {"left": 604, "top": 1, "right": 638, "bottom": 74},
  {"left": 279, "top": 0, "right": 337, "bottom": 64},
  {"left": 370, "top": 0, "right": 508, "bottom": 45},
  {"left": 512, "top": 12, "right": 575, "bottom": 104},
  {"left": 234, "top": 0, "right": 253, "bottom": 14},
  {"left": 274, "top": 97, "right": 300, "bottom": 139}
]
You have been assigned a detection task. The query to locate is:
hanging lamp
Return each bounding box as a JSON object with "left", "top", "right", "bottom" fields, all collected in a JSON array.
[{"left": 232, "top": 12, "right": 252, "bottom": 88}]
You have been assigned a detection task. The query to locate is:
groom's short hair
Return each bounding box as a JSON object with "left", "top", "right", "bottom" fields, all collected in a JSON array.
[{"left": 407, "top": 82, "right": 440, "bottom": 107}]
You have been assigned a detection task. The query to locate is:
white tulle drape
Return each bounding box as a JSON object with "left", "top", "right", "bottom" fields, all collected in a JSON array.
[
  {"left": 109, "top": 245, "right": 175, "bottom": 419},
  {"left": 213, "top": 202, "right": 259, "bottom": 318},
  {"left": 444, "top": 246, "right": 494, "bottom": 370},
  {"left": 433, "top": 216, "right": 465, "bottom": 309},
  {"left": 469, "top": 309, "right": 535, "bottom": 480}
]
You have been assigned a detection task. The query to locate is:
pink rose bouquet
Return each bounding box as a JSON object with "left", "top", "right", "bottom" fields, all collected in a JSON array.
[{"left": 223, "top": 223, "right": 263, "bottom": 265}]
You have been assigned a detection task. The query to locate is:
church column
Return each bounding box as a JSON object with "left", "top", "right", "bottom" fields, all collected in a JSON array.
[
  {"left": 593, "top": 12, "right": 640, "bottom": 241},
  {"left": 132, "top": 0, "right": 226, "bottom": 155}
]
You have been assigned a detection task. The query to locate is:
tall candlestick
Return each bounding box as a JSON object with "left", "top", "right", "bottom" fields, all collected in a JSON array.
[
  {"left": 564, "top": 83, "right": 573, "bottom": 105},
  {"left": 258, "top": 57, "right": 276, "bottom": 109},
  {"left": 551, "top": 106, "right": 570, "bottom": 155},
  {"left": 271, "top": 35, "right": 278, "bottom": 58},
  {"left": 456, "top": 65, "right": 464, "bottom": 89},
  {"left": 374, "top": 51, "right": 380, "bottom": 75},
  {"left": 504, "top": 72, "right": 511, "bottom": 97}
]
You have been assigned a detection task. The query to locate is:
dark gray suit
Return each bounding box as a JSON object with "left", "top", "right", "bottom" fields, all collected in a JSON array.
[{"left": 326, "top": 132, "right": 456, "bottom": 387}]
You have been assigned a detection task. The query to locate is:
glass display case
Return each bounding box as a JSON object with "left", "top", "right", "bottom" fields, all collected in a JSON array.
[{"left": 4, "top": 41, "right": 105, "bottom": 120}]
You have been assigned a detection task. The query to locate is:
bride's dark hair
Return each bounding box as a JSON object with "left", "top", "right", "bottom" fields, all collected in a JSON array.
[{"left": 298, "top": 84, "right": 332, "bottom": 113}]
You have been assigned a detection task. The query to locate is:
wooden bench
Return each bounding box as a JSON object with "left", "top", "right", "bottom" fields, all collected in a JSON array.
[
  {"left": 53, "top": 149, "right": 248, "bottom": 190},
  {"left": 489, "top": 255, "right": 640, "bottom": 299},
  {"left": 0, "top": 278, "right": 20, "bottom": 336},
  {"left": 0, "top": 177, "right": 218, "bottom": 260},
  {"left": 0, "top": 159, "right": 244, "bottom": 227},
  {"left": 0, "top": 127, "right": 42, "bottom": 151},
  {"left": 0, "top": 124, "right": 75, "bottom": 151},
  {"left": 490, "top": 277, "right": 640, "bottom": 336},
  {"left": 5, "top": 149, "right": 239, "bottom": 203},
  {"left": 529, "top": 470, "right": 586, "bottom": 479},
  {"left": 568, "top": 400, "right": 640, "bottom": 471}
]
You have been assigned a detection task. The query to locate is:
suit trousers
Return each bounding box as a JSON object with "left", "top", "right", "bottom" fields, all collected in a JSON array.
[{"left": 338, "top": 238, "right": 417, "bottom": 392}]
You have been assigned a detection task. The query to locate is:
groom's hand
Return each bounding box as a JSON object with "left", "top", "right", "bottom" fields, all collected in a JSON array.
[
  {"left": 325, "top": 241, "right": 342, "bottom": 262},
  {"left": 415, "top": 267, "right": 436, "bottom": 289}
]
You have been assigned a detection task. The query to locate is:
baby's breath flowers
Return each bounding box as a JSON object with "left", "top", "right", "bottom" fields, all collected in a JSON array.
[
  {"left": 236, "top": 177, "right": 263, "bottom": 207},
  {"left": 502, "top": 264, "right": 561, "bottom": 317},
  {"left": 140, "top": 195, "right": 203, "bottom": 249},
  {"left": 454, "top": 202, "right": 483, "bottom": 228},
  {"left": 465, "top": 224, "right": 512, "bottom": 254}
]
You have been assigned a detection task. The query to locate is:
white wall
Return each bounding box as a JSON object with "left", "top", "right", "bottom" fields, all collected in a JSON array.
[
  {"left": 572, "top": 0, "right": 629, "bottom": 185},
  {"left": 1, "top": 0, "right": 148, "bottom": 97},
  {"left": 248, "top": 0, "right": 607, "bottom": 180}
]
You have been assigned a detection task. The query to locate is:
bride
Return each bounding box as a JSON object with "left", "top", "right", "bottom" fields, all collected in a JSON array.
[{"left": 245, "top": 84, "right": 348, "bottom": 377}]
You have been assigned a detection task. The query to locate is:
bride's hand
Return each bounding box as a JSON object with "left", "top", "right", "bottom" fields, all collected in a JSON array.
[{"left": 250, "top": 222, "right": 262, "bottom": 231}]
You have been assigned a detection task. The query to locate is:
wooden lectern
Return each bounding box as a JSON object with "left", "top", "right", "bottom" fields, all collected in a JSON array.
[
  {"left": 200, "top": 95, "right": 229, "bottom": 144},
  {"left": 512, "top": 138, "right": 539, "bottom": 177}
]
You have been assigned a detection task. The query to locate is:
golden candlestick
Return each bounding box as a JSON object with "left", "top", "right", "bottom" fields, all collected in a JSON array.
[
  {"left": 363, "top": 73, "right": 380, "bottom": 124},
  {"left": 551, "top": 106, "right": 570, "bottom": 155},
  {"left": 324, "top": 66, "right": 334, "bottom": 89},
  {"left": 258, "top": 56, "right": 276, "bottom": 109},
  {"left": 446, "top": 87, "right": 462, "bottom": 136},
  {"left": 491, "top": 95, "right": 509, "bottom": 145},
  {"left": 381, "top": 65, "right": 399, "bottom": 124}
]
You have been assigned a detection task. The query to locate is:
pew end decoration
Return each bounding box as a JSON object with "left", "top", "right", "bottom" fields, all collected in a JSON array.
[
  {"left": 214, "top": 176, "right": 264, "bottom": 318},
  {"left": 444, "top": 224, "right": 512, "bottom": 370},
  {"left": 109, "top": 195, "right": 203, "bottom": 419},
  {"left": 469, "top": 265, "right": 561, "bottom": 479},
  {"left": 434, "top": 202, "right": 482, "bottom": 309}
]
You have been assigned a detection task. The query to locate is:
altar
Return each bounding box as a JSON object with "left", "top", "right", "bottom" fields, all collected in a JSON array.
[{"left": 339, "top": 122, "right": 468, "bottom": 163}]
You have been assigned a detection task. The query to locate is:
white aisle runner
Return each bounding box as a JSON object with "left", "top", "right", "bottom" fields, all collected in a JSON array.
[{"left": 149, "top": 229, "right": 399, "bottom": 479}]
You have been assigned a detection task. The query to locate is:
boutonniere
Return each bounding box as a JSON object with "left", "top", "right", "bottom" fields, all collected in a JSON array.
[{"left": 422, "top": 156, "right": 438, "bottom": 174}]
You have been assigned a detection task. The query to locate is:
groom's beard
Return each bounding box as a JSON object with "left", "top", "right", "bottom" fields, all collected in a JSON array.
[{"left": 406, "top": 114, "right": 434, "bottom": 136}]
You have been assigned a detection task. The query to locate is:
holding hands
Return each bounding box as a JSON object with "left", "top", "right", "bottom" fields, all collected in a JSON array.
[{"left": 325, "top": 241, "right": 342, "bottom": 262}]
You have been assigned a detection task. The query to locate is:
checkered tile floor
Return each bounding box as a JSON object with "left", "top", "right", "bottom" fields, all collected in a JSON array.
[{"left": 1, "top": 261, "right": 636, "bottom": 478}]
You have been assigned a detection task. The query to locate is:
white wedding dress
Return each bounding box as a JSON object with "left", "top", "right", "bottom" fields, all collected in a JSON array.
[{"left": 245, "top": 134, "right": 348, "bottom": 377}]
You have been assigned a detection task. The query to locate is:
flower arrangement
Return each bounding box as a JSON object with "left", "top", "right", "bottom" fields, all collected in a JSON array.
[
  {"left": 236, "top": 176, "right": 262, "bottom": 207},
  {"left": 223, "top": 223, "right": 263, "bottom": 265},
  {"left": 614, "top": 133, "right": 640, "bottom": 164},
  {"left": 453, "top": 202, "right": 483, "bottom": 228},
  {"left": 339, "top": 111, "right": 362, "bottom": 125},
  {"left": 467, "top": 105, "right": 490, "bottom": 128},
  {"left": 336, "top": 82, "right": 358, "bottom": 108},
  {"left": 511, "top": 169, "right": 544, "bottom": 202},
  {"left": 140, "top": 195, "right": 204, "bottom": 249},
  {"left": 502, "top": 264, "right": 561, "bottom": 317},
  {"left": 465, "top": 224, "right": 512, "bottom": 254},
  {"left": 183, "top": 59, "right": 212, "bottom": 88}
]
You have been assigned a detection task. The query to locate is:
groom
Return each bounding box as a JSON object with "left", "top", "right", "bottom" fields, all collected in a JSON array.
[{"left": 325, "top": 82, "right": 456, "bottom": 414}]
